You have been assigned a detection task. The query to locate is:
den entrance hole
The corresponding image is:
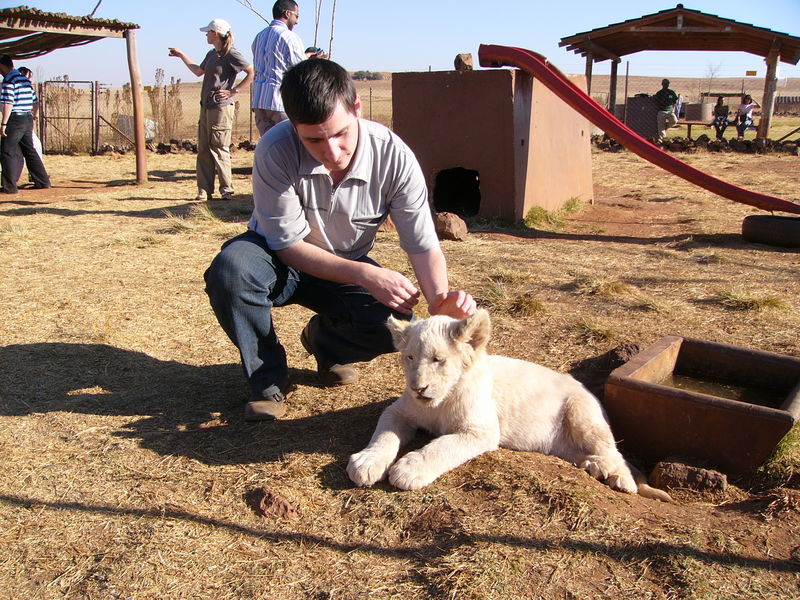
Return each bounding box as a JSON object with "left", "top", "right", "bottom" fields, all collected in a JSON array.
[{"left": 433, "top": 167, "right": 481, "bottom": 217}]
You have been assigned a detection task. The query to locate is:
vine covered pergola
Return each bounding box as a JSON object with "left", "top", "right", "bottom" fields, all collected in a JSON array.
[
  {"left": 559, "top": 3, "right": 800, "bottom": 138},
  {"left": 0, "top": 5, "right": 147, "bottom": 182}
]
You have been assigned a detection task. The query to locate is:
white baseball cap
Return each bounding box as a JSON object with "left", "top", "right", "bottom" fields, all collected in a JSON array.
[{"left": 200, "top": 18, "right": 231, "bottom": 35}]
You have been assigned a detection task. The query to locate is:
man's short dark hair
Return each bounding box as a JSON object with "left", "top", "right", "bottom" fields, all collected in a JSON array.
[
  {"left": 273, "top": 0, "right": 298, "bottom": 19},
  {"left": 281, "top": 58, "right": 357, "bottom": 124},
  {"left": 0, "top": 55, "right": 14, "bottom": 69}
]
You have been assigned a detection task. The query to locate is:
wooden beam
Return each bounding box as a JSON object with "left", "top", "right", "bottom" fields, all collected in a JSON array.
[
  {"left": 630, "top": 26, "right": 734, "bottom": 34},
  {"left": 758, "top": 43, "right": 780, "bottom": 139},
  {"left": 583, "top": 40, "right": 621, "bottom": 63},
  {"left": 125, "top": 29, "right": 148, "bottom": 184},
  {"left": 608, "top": 60, "right": 618, "bottom": 112},
  {"left": 584, "top": 53, "right": 593, "bottom": 95},
  {"left": 0, "top": 17, "right": 126, "bottom": 38}
]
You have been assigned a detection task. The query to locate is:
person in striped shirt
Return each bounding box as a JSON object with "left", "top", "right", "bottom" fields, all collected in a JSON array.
[
  {"left": 15, "top": 67, "right": 44, "bottom": 183},
  {"left": 0, "top": 55, "right": 50, "bottom": 193},
  {"left": 251, "top": 0, "right": 307, "bottom": 137}
]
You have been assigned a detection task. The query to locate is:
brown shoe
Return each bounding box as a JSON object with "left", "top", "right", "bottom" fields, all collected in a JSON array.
[
  {"left": 244, "top": 383, "right": 296, "bottom": 421},
  {"left": 300, "top": 325, "right": 358, "bottom": 387},
  {"left": 320, "top": 363, "right": 358, "bottom": 387}
]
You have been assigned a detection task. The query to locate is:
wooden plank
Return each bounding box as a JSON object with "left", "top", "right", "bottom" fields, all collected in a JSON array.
[
  {"left": 632, "top": 26, "right": 734, "bottom": 33},
  {"left": 0, "top": 17, "right": 126, "bottom": 38}
]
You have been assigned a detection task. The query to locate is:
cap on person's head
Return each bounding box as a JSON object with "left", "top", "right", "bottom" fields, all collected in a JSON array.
[
  {"left": 305, "top": 46, "right": 322, "bottom": 54},
  {"left": 200, "top": 18, "right": 231, "bottom": 35}
]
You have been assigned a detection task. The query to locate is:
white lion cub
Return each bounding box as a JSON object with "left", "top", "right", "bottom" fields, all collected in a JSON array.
[{"left": 347, "top": 310, "right": 670, "bottom": 501}]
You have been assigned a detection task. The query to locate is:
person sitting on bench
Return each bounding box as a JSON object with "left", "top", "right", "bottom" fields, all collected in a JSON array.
[
  {"left": 734, "top": 94, "right": 759, "bottom": 140},
  {"left": 711, "top": 96, "right": 729, "bottom": 140}
]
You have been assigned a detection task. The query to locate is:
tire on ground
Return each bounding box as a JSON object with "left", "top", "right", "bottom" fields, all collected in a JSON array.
[{"left": 741, "top": 215, "right": 800, "bottom": 248}]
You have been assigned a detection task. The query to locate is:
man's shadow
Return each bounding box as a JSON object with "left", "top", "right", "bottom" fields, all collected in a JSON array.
[{"left": 0, "top": 343, "right": 388, "bottom": 487}]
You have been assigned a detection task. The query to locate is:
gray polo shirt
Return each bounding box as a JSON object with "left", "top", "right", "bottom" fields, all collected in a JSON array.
[
  {"left": 248, "top": 118, "right": 439, "bottom": 260},
  {"left": 199, "top": 47, "right": 250, "bottom": 108}
]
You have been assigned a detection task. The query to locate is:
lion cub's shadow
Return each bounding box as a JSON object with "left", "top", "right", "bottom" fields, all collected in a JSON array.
[{"left": 346, "top": 309, "right": 670, "bottom": 502}]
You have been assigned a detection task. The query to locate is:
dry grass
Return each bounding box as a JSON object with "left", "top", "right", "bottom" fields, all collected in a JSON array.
[
  {"left": 1, "top": 147, "right": 799, "bottom": 599},
  {"left": 715, "top": 287, "right": 788, "bottom": 311}
]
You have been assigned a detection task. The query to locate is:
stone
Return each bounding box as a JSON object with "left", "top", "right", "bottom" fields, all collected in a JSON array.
[
  {"left": 454, "top": 53, "right": 473, "bottom": 71},
  {"left": 247, "top": 487, "right": 299, "bottom": 519},
  {"left": 434, "top": 211, "right": 468, "bottom": 241},
  {"left": 649, "top": 460, "right": 728, "bottom": 492}
]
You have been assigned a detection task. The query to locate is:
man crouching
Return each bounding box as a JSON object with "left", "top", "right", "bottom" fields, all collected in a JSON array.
[{"left": 204, "top": 58, "right": 475, "bottom": 420}]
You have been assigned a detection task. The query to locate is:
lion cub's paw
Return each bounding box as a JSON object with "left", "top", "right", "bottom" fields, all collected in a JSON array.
[
  {"left": 580, "top": 455, "right": 610, "bottom": 480},
  {"left": 606, "top": 472, "right": 637, "bottom": 494},
  {"left": 388, "top": 452, "right": 436, "bottom": 491},
  {"left": 580, "top": 456, "right": 637, "bottom": 494},
  {"left": 347, "top": 449, "right": 394, "bottom": 487}
]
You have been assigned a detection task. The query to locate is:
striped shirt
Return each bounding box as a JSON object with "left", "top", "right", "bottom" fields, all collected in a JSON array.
[
  {"left": 251, "top": 20, "right": 306, "bottom": 111},
  {"left": 1, "top": 69, "right": 36, "bottom": 113}
]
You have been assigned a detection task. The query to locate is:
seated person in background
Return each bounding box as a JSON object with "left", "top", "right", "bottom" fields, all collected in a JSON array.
[
  {"left": 734, "top": 94, "right": 760, "bottom": 140},
  {"left": 711, "top": 96, "right": 729, "bottom": 140}
]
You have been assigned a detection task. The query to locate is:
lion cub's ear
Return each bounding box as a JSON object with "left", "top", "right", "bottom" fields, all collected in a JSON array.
[
  {"left": 387, "top": 315, "right": 412, "bottom": 350},
  {"left": 451, "top": 309, "right": 491, "bottom": 351}
]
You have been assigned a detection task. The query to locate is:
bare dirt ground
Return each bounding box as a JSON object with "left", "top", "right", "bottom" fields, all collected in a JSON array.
[{"left": 1, "top": 147, "right": 799, "bottom": 599}]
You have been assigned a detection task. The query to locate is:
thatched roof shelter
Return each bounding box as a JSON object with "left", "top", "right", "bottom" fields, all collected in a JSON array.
[
  {"left": 559, "top": 3, "right": 800, "bottom": 137},
  {"left": 0, "top": 5, "right": 147, "bottom": 182}
]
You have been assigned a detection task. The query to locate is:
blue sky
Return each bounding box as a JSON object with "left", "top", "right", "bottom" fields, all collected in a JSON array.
[{"left": 14, "top": 0, "right": 800, "bottom": 86}]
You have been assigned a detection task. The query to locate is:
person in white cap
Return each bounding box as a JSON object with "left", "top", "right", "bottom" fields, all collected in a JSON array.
[{"left": 169, "top": 18, "right": 253, "bottom": 201}]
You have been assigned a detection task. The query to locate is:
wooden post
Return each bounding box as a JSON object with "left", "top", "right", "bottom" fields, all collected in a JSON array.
[
  {"left": 584, "top": 53, "right": 593, "bottom": 95},
  {"left": 623, "top": 61, "right": 630, "bottom": 124},
  {"left": 758, "top": 44, "right": 780, "bottom": 139},
  {"left": 124, "top": 29, "right": 148, "bottom": 183},
  {"left": 38, "top": 81, "right": 46, "bottom": 153},
  {"left": 91, "top": 81, "right": 99, "bottom": 154},
  {"left": 608, "top": 60, "right": 618, "bottom": 113}
]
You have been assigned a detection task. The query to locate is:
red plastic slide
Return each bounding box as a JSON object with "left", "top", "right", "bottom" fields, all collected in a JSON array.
[{"left": 478, "top": 44, "right": 800, "bottom": 215}]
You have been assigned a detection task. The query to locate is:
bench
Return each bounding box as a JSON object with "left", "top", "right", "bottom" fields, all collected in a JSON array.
[
  {"left": 675, "top": 120, "right": 708, "bottom": 138},
  {"left": 675, "top": 119, "right": 759, "bottom": 139}
]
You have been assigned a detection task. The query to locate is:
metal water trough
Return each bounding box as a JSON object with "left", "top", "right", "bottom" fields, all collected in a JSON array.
[{"left": 604, "top": 336, "right": 800, "bottom": 475}]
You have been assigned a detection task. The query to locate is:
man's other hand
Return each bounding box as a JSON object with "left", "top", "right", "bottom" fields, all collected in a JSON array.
[{"left": 363, "top": 267, "right": 421, "bottom": 315}]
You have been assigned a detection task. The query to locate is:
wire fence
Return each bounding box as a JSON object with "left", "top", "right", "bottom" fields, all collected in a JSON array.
[{"left": 37, "top": 76, "right": 394, "bottom": 152}]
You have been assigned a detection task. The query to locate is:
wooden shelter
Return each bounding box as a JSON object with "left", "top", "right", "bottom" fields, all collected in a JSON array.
[
  {"left": 0, "top": 5, "right": 147, "bottom": 182},
  {"left": 559, "top": 3, "right": 800, "bottom": 138}
]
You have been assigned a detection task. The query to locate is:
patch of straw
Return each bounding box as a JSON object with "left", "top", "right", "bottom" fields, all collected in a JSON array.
[
  {"left": 508, "top": 293, "right": 546, "bottom": 317},
  {"left": 715, "top": 288, "right": 787, "bottom": 311}
]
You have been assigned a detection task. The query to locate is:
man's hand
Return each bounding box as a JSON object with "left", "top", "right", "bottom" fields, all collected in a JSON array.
[
  {"left": 360, "top": 265, "right": 421, "bottom": 315},
  {"left": 428, "top": 291, "right": 477, "bottom": 319}
]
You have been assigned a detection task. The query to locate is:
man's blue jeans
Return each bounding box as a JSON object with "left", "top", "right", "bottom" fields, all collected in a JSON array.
[{"left": 204, "top": 230, "right": 410, "bottom": 401}]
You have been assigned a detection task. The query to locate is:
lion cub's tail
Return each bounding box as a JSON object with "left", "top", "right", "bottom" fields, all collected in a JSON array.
[{"left": 629, "top": 462, "right": 673, "bottom": 502}]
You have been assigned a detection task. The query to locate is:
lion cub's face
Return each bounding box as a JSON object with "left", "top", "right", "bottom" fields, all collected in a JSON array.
[{"left": 388, "top": 310, "right": 491, "bottom": 407}]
